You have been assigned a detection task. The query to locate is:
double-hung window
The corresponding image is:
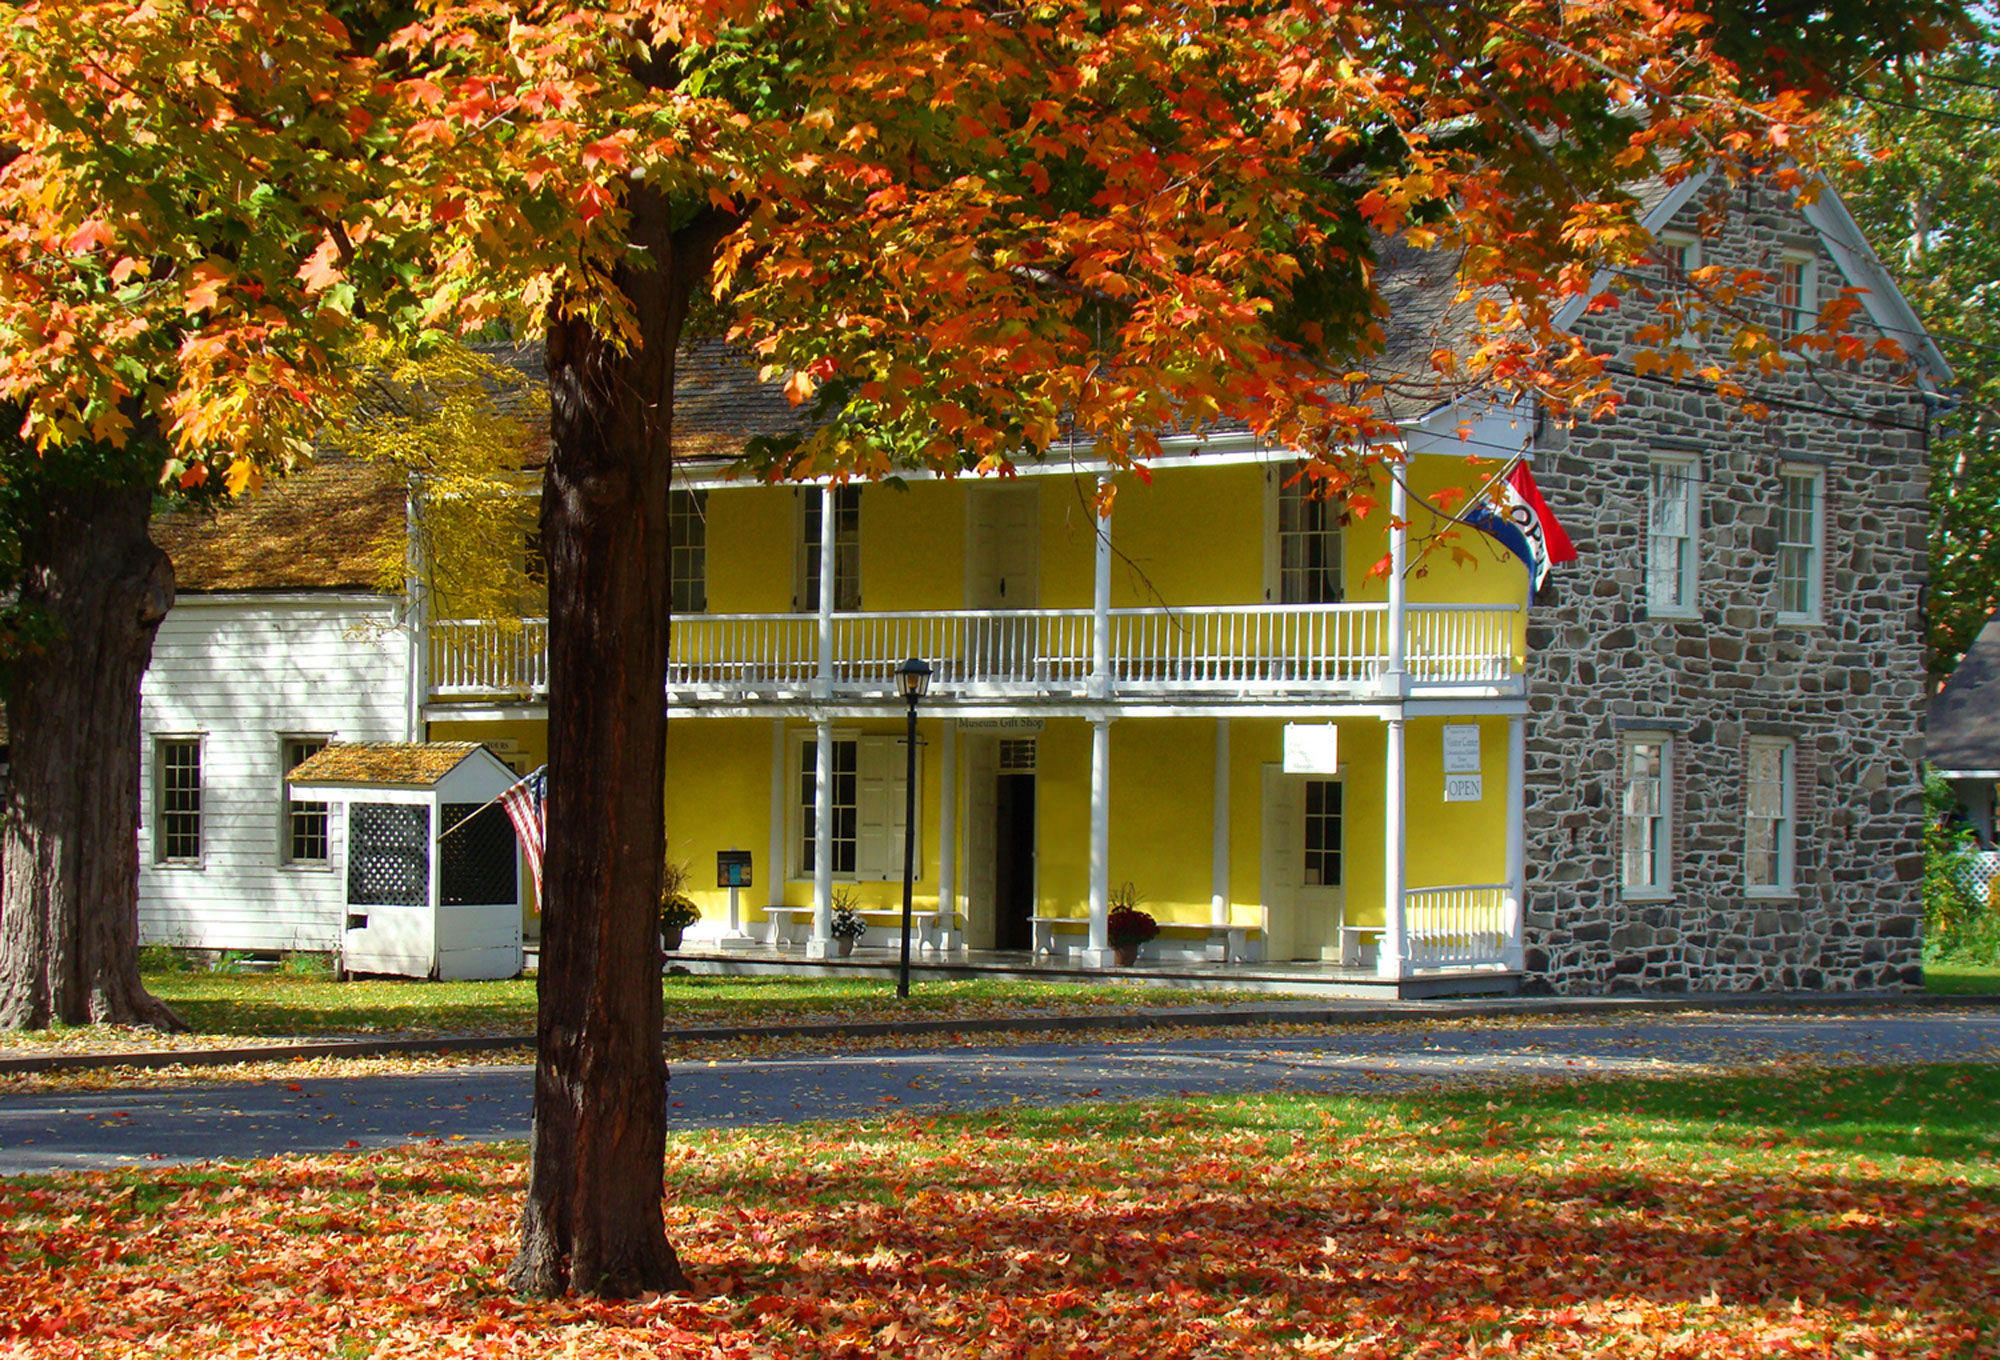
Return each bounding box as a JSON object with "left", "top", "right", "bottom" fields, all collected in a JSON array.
[
  {"left": 1645, "top": 456, "right": 1699, "bottom": 616},
  {"left": 1275, "top": 467, "right": 1345, "bottom": 604},
  {"left": 1775, "top": 467, "right": 1823, "bottom": 624},
  {"left": 155, "top": 737, "right": 203, "bottom": 865},
  {"left": 1777, "top": 253, "right": 1818, "bottom": 335},
  {"left": 1745, "top": 738, "right": 1796, "bottom": 894},
  {"left": 1620, "top": 735, "right": 1672, "bottom": 897},
  {"left": 795, "top": 731, "right": 919, "bottom": 880},
  {"left": 282, "top": 736, "right": 330, "bottom": 865},
  {"left": 669, "top": 488, "right": 708, "bottom": 614}
]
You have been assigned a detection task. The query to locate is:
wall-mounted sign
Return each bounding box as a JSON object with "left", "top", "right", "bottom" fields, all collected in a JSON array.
[
  {"left": 716, "top": 850, "right": 753, "bottom": 889},
  {"left": 1442, "top": 724, "right": 1481, "bottom": 774},
  {"left": 1282, "top": 724, "right": 1340, "bottom": 775},
  {"left": 1444, "top": 773, "right": 1484, "bottom": 802},
  {"left": 955, "top": 717, "right": 1046, "bottom": 732}
]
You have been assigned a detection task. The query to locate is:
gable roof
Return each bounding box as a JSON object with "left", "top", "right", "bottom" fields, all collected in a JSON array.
[
  {"left": 152, "top": 454, "right": 405, "bottom": 595},
  {"left": 1928, "top": 614, "right": 2000, "bottom": 774},
  {"left": 287, "top": 741, "right": 492, "bottom": 787}
]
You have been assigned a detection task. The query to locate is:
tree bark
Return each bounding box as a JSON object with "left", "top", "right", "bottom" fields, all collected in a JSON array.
[
  {"left": 507, "top": 188, "right": 732, "bottom": 1299},
  {"left": 0, "top": 476, "right": 183, "bottom": 1032}
]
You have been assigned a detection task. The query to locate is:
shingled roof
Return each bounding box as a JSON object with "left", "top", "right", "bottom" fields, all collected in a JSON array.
[
  {"left": 1929, "top": 616, "right": 2000, "bottom": 775},
  {"left": 287, "top": 741, "right": 491, "bottom": 787},
  {"left": 152, "top": 454, "right": 405, "bottom": 595}
]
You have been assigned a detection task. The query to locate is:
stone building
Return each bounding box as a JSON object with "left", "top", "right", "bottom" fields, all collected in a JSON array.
[{"left": 1519, "top": 171, "right": 1948, "bottom": 992}]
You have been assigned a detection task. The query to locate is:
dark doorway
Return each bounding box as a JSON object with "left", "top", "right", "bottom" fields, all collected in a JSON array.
[{"left": 993, "top": 773, "right": 1036, "bottom": 951}]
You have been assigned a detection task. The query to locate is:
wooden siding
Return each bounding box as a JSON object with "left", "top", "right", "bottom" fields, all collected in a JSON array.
[{"left": 137, "top": 595, "right": 415, "bottom": 953}]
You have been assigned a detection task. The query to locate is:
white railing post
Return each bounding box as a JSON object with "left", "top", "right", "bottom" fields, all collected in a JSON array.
[
  {"left": 815, "top": 484, "right": 836, "bottom": 700},
  {"left": 1083, "top": 717, "right": 1113, "bottom": 967},
  {"left": 1211, "top": 716, "right": 1231, "bottom": 959},
  {"left": 1386, "top": 467, "right": 1408, "bottom": 697},
  {"left": 1091, "top": 476, "right": 1113, "bottom": 700},
  {"left": 1378, "top": 715, "right": 1409, "bottom": 980},
  {"left": 808, "top": 718, "right": 834, "bottom": 959},
  {"left": 1505, "top": 714, "right": 1527, "bottom": 970}
]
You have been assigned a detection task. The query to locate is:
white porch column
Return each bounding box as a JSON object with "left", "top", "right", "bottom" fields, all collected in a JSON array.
[
  {"left": 807, "top": 718, "right": 834, "bottom": 958},
  {"left": 1377, "top": 714, "right": 1409, "bottom": 980},
  {"left": 1386, "top": 464, "right": 1408, "bottom": 694},
  {"left": 815, "top": 483, "right": 837, "bottom": 699},
  {"left": 1083, "top": 717, "right": 1114, "bottom": 965},
  {"left": 767, "top": 719, "right": 788, "bottom": 913},
  {"left": 1210, "top": 717, "right": 1231, "bottom": 933},
  {"left": 939, "top": 717, "right": 958, "bottom": 949},
  {"left": 1091, "top": 475, "right": 1113, "bottom": 700},
  {"left": 1504, "top": 713, "right": 1527, "bottom": 971}
]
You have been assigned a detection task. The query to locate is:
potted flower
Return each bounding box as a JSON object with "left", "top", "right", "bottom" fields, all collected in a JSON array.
[
  {"left": 659, "top": 857, "right": 700, "bottom": 953},
  {"left": 830, "top": 887, "right": 867, "bottom": 957},
  {"left": 1106, "top": 882, "right": 1157, "bottom": 966}
]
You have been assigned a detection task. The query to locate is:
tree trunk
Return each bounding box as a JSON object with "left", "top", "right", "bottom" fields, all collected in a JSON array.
[
  {"left": 0, "top": 477, "right": 183, "bottom": 1032},
  {"left": 507, "top": 189, "right": 731, "bottom": 1299}
]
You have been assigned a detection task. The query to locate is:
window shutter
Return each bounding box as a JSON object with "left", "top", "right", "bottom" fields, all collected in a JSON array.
[{"left": 855, "top": 734, "right": 919, "bottom": 880}]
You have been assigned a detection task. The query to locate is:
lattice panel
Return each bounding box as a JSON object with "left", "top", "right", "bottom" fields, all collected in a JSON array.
[
  {"left": 348, "top": 803, "right": 430, "bottom": 907},
  {"left": 440, "top": 802, "right": 518, "bottom": 906}
]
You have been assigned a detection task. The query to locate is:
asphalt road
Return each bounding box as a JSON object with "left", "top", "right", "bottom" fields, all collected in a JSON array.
[{"left": 4, "top": 1012, "right": 1998, "bottom": 1175}]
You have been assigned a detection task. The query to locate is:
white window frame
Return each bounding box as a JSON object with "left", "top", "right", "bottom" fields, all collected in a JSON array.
[
  {"left": 1645, "top": 454, "right": 1700, "bottom": 619},
  {"left": 1774, "top": 464, "right": 1824, "bottom": 625},
  {"left": 1302, "top": 776, "right": 1344, "bottom": 888},
  {"left": 1263, "top": 463, "right": 1345, "bottom": 604},
  {"left": 1620, "top": 734, "right": 1673, "bottom": 900},
  {"left": 1744, "top": 737, "right": 1796, "bottom": 897},
  {"left": 1656, "top": 231, "right": 1702, "bottom": 346},
  {"left": 280, "top": 734, "right": 332, "bottom": 868},
  {"left": 1777, "top": 252, "right": 1818, "bottom": 335},
  {"left": 669, "top": 488, "right": 708, "bottom": 615},
  {"left": 789, "top": 729, "right": 919, "bottom": 882},
  {"left": 154, "top": 735, "right": 205, "bottom": 867}
]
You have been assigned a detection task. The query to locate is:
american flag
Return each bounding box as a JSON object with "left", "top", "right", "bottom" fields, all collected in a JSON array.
[{"left": 499, "top": 765, "right": 548, "bottom": 898}]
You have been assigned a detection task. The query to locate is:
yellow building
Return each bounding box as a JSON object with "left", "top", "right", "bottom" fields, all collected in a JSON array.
[{"left": 424, "top": 366, "right": 1537, "bottom": 991}]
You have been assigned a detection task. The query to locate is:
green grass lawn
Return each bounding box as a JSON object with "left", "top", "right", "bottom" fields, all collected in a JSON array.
[
  {"left": 115, "top": 971, "right": 1266, "bottom": 1040},
  {"left": 1925, "top": 960, "right": 2000, "bottom": 994},
  {"left": 5, "top": 1064, "right": 1995, "bottom": 1356}
]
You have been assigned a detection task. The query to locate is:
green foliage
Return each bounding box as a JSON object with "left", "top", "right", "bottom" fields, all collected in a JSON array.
[
  {"left": 135, "top": 944, "right": 193, "bottom": 975},
  {"left": 1921, "top": 769, "right": 1994, "bottom": 960},
  {"left": 1835, "top": 23, "right": 2000, "bottom": 679},
  {"left": 279, "top": 951, "right": 337, "bottom": 980}
]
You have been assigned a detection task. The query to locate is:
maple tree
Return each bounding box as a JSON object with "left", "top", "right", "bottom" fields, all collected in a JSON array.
[{"left": 0, "top": 0, "right": 1962, "bottom": 1298}]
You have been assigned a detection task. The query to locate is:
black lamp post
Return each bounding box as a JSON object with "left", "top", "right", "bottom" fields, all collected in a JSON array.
[{"left": 893, "top": 657, "right": 933, "bottom": 999}]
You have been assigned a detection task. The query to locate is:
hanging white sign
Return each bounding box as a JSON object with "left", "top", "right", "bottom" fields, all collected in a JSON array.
[
  {"left": 1442, "top": 723, "right": 1482, "bottom": 774},
  {"left": 954, "top": 717, "right": 1047, "bottom": 732},
  {"left": 1282, "top": 724, "right": 1340, "bottom": 774},
  {"left": 1444, "top": 773, "right": 1484, "bottom": 802}
]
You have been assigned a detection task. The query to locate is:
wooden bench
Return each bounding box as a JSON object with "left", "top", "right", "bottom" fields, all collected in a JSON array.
[
  {"left": 1032, "top": 917, "right": 1263, "bottom": 962},
  {"left": 762, "top": 905, "right": 948, "bottom": 952},
  {"left": 1339, "top": 926, "right": 1382, "bottom": 968}
]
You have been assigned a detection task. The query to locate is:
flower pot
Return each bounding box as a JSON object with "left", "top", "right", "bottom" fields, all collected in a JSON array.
[
  {"left": 1113, "top": 942, "right": 1140, "bottom": 967},
  {"left": 661, "top": 926, "right": 685, "bottom": 953},
  {"left": 837, "top": 937, "right": 855, "bottom": 958}
]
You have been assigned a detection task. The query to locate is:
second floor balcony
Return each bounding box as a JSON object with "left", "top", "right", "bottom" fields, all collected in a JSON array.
[{"left": 428, "top": 601, "right": 1522, "bottom": 708}]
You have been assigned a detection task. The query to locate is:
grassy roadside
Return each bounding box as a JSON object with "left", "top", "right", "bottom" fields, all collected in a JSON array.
[
  {"left": 0, "top": 972, "right": 1272, "bottom": 1050},
  {"left": 1926, "top": 960, "right": 2000, "bottom": 995},
  {"left": 4, "top": 1065, "right": 1994, "bottom": 1357}
]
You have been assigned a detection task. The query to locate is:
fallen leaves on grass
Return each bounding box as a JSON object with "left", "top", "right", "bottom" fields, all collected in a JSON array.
[{"left": 2, "top": 1074, "right": 1996, "bottom": 1358}]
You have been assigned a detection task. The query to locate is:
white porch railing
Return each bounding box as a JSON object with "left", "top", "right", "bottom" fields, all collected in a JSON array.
[
  {"left": 427, "top": 602, "right": 1519, "bottom": 700},
  {"left": 1404, "top": 883, "right": 1517, "bottom": 970}
]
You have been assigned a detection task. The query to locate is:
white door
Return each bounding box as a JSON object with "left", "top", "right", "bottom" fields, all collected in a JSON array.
[
  {"left": 1261, "top": 766, "right": 1346, "bottom": 961},
  {"left": 966, "top": 484, "right": 1040, "bottom": 609},
  {"left": 964, "top": 738, "right": 999, "bottom": 948}
]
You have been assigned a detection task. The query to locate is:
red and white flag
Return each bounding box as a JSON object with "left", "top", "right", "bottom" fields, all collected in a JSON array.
[{"left": 499, "top": 766, "right": 547, "bottom": 898}]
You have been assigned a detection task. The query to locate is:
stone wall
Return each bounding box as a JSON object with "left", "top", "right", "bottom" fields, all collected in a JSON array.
[{"left": 1521, "top": 177, "right": 1932, "bottom": 993}]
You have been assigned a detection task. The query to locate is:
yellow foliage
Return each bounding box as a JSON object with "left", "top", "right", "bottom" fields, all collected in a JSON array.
[{"left": 324, "top": 338, "right": 548, "bottom": 623}]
